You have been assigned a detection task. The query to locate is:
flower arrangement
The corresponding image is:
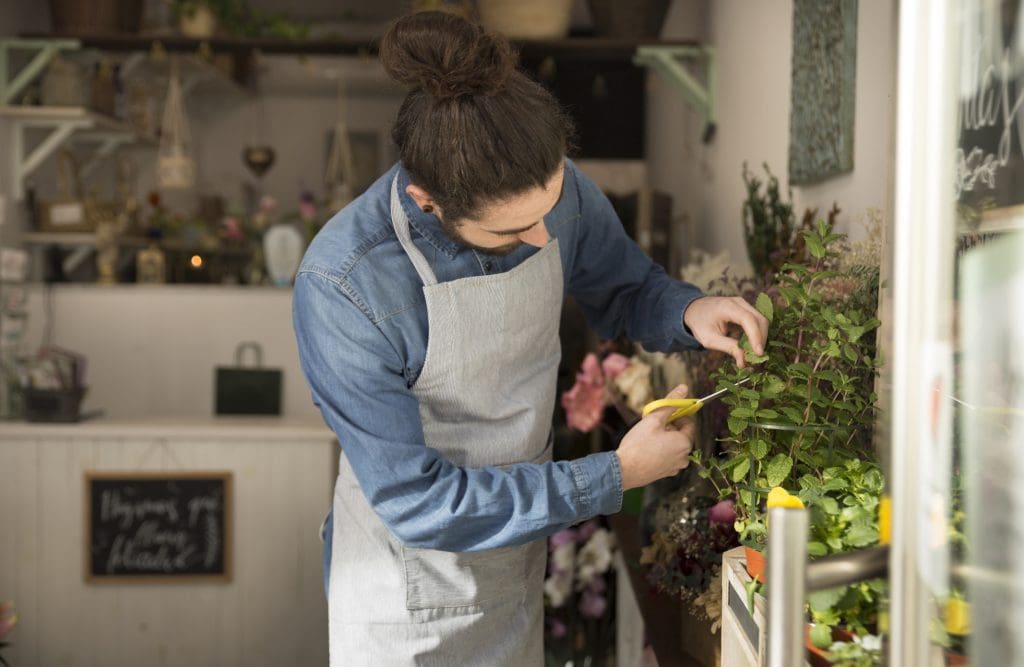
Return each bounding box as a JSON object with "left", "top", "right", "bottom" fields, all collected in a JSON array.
[
  {"left": 0, "top": 601, "right": 16, "bottom": 667},
  {"left": 640, "top": 494, "right": 739, "bottom": 631},
  {"left": 543, "top": 519, "right": 618, "bottom": 666}
]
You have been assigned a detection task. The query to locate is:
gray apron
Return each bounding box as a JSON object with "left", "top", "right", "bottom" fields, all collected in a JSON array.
[{"left": 327, "top": 176, "right": 563, "bottom": 666}]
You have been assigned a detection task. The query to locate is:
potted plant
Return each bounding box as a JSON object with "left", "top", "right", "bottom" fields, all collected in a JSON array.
[
  {"left": 694, "top": 217, "right": 882, "bottom": 548},
  {"left": 689, "top": 218, "right": 886, "bottom": 662},
  {"left": 172, "top": 0, "right": 224, "bottom": 37}
]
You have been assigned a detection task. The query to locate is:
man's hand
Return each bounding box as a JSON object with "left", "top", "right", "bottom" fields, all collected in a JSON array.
[
  {"left": 683, "top": 296, "right": 769, "bottom": 368},
  {"left": 616, "top": 384, "right": 695, "bottom": 491}
]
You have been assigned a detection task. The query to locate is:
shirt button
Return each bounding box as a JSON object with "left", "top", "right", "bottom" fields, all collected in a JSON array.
[{"left": 483, "top": 261, "right": 494, "bottom": 272}]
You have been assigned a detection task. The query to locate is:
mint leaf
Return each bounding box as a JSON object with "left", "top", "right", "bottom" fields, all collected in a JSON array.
[
  {"left": 728, "top": 417, "right": 748, "bottom": 435},
  {"left": 766, "top": 454, "right": 793, "bottom": 486},
  {"left": 756, "top": 292, "right": 774, "bottom": 322},
  {"left": 732, "top": 456, "right": 751, "bottom": 483}
]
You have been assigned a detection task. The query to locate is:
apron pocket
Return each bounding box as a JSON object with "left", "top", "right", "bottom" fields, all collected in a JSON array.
[{"left": 402, "top": 543, "right": 530, "bottom": 610}]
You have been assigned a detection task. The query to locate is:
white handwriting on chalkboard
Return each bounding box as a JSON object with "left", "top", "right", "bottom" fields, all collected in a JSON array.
[
  {"left": 188, "top": 495, "right": 220, "bottom": 527},
  {"left": 135, "top": 519, "right": 190, "bottom": 551},
  {"left": 956, "top": 40, "right": 1024, "bottom": 197},
  {"left": 956, "top": 146, "right": 1001, "bottom": 197},
  {"left": 106, "top": 533, "right": 197, "bottom": 573},
  {"left": 100, "top": 489, "right": 179, "bottom": 529},
  {"left": 204, "top": 513, "right": 220, "bottom": 567}
]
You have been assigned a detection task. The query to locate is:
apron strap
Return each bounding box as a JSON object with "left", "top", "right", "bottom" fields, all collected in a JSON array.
[{"left": 390, "top": 175, "right": 439, "bottom": 287}]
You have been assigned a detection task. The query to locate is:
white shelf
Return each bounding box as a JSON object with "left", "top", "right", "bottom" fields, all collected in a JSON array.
[
  {"left": 3, "top": 414, "right": 334, "bottom": 440},
  {"left": 2, "top": 105, "right": 157, "bottom": 200},
  {"left": 19, "top": 231, "right": 99, "bottom": 246}
]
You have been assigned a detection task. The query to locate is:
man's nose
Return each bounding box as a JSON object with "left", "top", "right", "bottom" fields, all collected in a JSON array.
[{"left": 519, "top": 222, "right": 549, "bottom": 248}]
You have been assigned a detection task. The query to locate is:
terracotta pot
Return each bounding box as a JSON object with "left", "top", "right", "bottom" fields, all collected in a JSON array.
[
  {"left": 946, "top": 652, "right": 969, "bottom": 666},
  {"left": 744, "top": 545, "right": 765, "bottom": 583},
  {"left": 805, "top": 625, "right": 856, "bottom": 667}
]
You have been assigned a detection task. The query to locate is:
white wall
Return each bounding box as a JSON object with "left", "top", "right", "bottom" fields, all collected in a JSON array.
[
  {"left": 20, "top": 285, "right": 318, "bottom": 418},
  {"left": 648, "top": 0, "right": 898, "bottom": 270}
]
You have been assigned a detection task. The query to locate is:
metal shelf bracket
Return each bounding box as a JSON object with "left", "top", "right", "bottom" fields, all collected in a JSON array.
[
  {"left": 634, "top": 45, "right": 716, "bottom": 143},
  {"left": 0, "top": 38, "right": 81, "bottom": 105}
]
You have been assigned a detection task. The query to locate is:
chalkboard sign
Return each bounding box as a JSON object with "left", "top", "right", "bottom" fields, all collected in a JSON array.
[
  {"left": 85, "top": 472, "right": 233, "bottom": 582},
  {"left": 956, "top": 1, "right": 1024, "bottom": 230}
]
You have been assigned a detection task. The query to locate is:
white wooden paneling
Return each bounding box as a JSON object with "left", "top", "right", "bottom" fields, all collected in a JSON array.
[{"left": 0, "top": 420, "right": 335, "bottom": 667}]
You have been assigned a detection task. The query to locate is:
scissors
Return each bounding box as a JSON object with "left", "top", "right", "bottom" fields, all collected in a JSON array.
[{"left": 641, "top": 377, "right": 751, "bottom": 424}]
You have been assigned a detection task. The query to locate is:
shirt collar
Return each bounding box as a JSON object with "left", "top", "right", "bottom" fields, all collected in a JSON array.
[{"left": 395, "top": 165, "right": 461, "bottom": 259}]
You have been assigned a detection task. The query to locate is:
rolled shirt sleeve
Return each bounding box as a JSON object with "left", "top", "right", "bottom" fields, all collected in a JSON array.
[{"left": 565, "top": 161, "right": 705, "bottom": 353}]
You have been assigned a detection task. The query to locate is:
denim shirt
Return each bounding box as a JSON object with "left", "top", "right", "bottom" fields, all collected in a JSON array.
[{"left": 293, "top": 160, "right": 703, "bottom": 571}]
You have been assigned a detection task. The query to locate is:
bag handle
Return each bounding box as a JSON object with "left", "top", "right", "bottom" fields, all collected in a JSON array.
[{"left": 234, "top": 342, "right": 263, "bottom": 368}]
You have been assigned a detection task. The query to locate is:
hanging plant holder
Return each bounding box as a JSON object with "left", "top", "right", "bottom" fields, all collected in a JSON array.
[
  {"left": 325, "top": 120, "right": 355, "bottom": 212},
  {"left": 157, "top": 60, "right": 195, "bottom": 189}
]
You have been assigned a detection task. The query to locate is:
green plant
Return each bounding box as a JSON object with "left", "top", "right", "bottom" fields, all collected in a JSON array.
[
  {"left": 742, "top": 162, "right": 796, "bottom": 275},
  {"left": 171, "top": 0, "right": 310, "bottom": 38},
  {"left": 802, "top": 460, "right": 886, "bottom": 635},
  {"left": 823, "top": 634, "right": 883, "bottom": 667},
  {"left": 692, "top": 219, "right": 882, "bottom": 541}
]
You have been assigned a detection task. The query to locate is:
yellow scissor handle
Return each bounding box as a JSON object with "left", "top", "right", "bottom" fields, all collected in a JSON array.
[{"left": 640, "top": 398, "right": 703, "bottom": 423}]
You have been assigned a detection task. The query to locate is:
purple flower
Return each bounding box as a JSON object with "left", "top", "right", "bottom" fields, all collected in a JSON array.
[
  {"left": 579, "top": 589, "right": 607, "bottom": 619},
  {"left": 299, "top": 191, "right": 318, "bottom": 222},
  {"left": 709, "top": 499, "right": 737, "bottom": 524},
  {"left": 549, "top": 529, "right": 577, "bottom": 551},
  {"left": 587, "top": 575, "right": 606, "bottom": 595},
  {"left": 548, "top": 617, "right": 567, "bottom": 639}
]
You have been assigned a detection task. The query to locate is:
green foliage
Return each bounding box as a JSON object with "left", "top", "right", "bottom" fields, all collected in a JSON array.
[
  {"left": 697, "top": 216, "right": 886, "bottom": 651},
  {"left": 742, "top": 162, "right": 796, "bottom": 275},
  {"left": 823, "top": 636, "right": 884, "bottom": 667},
  {"left": 701, "top": 219, "right": 882, "bottom": 533}
]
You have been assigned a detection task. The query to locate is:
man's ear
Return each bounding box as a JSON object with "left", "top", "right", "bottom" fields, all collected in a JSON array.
[{"left": 405, "top": 184, "right": 437, "bottom": 214}]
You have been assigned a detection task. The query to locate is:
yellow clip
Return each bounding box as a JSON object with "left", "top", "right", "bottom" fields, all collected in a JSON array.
[
  {"left": 640, "top": 398, "right": 703, "bottom": 423},
  {"left": 767, "top": 486, "right": 804, "bottom": 509},
  {"left": 879, "top": 495, "right": 892, "bottom": 546}
]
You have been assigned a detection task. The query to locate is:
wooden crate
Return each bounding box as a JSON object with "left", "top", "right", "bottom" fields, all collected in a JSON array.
[
  {"left": 721, "top": 546, "right": 767, "bottom": 667},
  {"left": 721, "top": 547, "right": 821, "bottom": 667}
]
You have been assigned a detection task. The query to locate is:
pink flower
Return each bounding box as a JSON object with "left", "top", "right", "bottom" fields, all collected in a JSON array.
[
  {"left": 576, "top": 519, "right": 599, "bottom": 543},
  {"left": 587, "top": 575, "right": 606, "bottom": 595},
  {"left": 548, "top": 618, "right": 567, "bottom": 639},
  {"left": 709, "top": 499, "right": 737, "bottom": 524},
  {"left": 259, "top": 195, "right": 278, "bottom": 214},
  {"left": 579, "top": 588, "right": 607, "bottom": 619},
  {"left": 579, "top": 353, "right": 603, "bottom": 384},
  {"left": 561, "top": 353, "right": 607, "bottom": 432},
  {"left": 0, "top": 600, "right": 16, "bottom": 639},
  {"left": 601, "top": 353, "right": 630, "bottom": 379},
  {"left": 221, "top": 216, "right": 244, "bottom": 241}
]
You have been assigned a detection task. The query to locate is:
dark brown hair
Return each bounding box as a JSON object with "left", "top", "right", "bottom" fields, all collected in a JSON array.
[{"left": 380, "top": 11, "right": 574, "bottom": 223}]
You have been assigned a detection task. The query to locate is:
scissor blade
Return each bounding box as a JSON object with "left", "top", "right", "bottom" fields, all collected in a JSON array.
[{"left": 698, "top": 376, "right": 751, "bottom": 404}]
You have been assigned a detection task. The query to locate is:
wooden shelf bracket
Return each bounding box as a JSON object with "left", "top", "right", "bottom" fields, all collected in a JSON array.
[
  {"left": 0, "top": 38, "right": 80, "bottom": 105},
  {"left": 634, "top": 45, "right": 716, "bottom": 143}
]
